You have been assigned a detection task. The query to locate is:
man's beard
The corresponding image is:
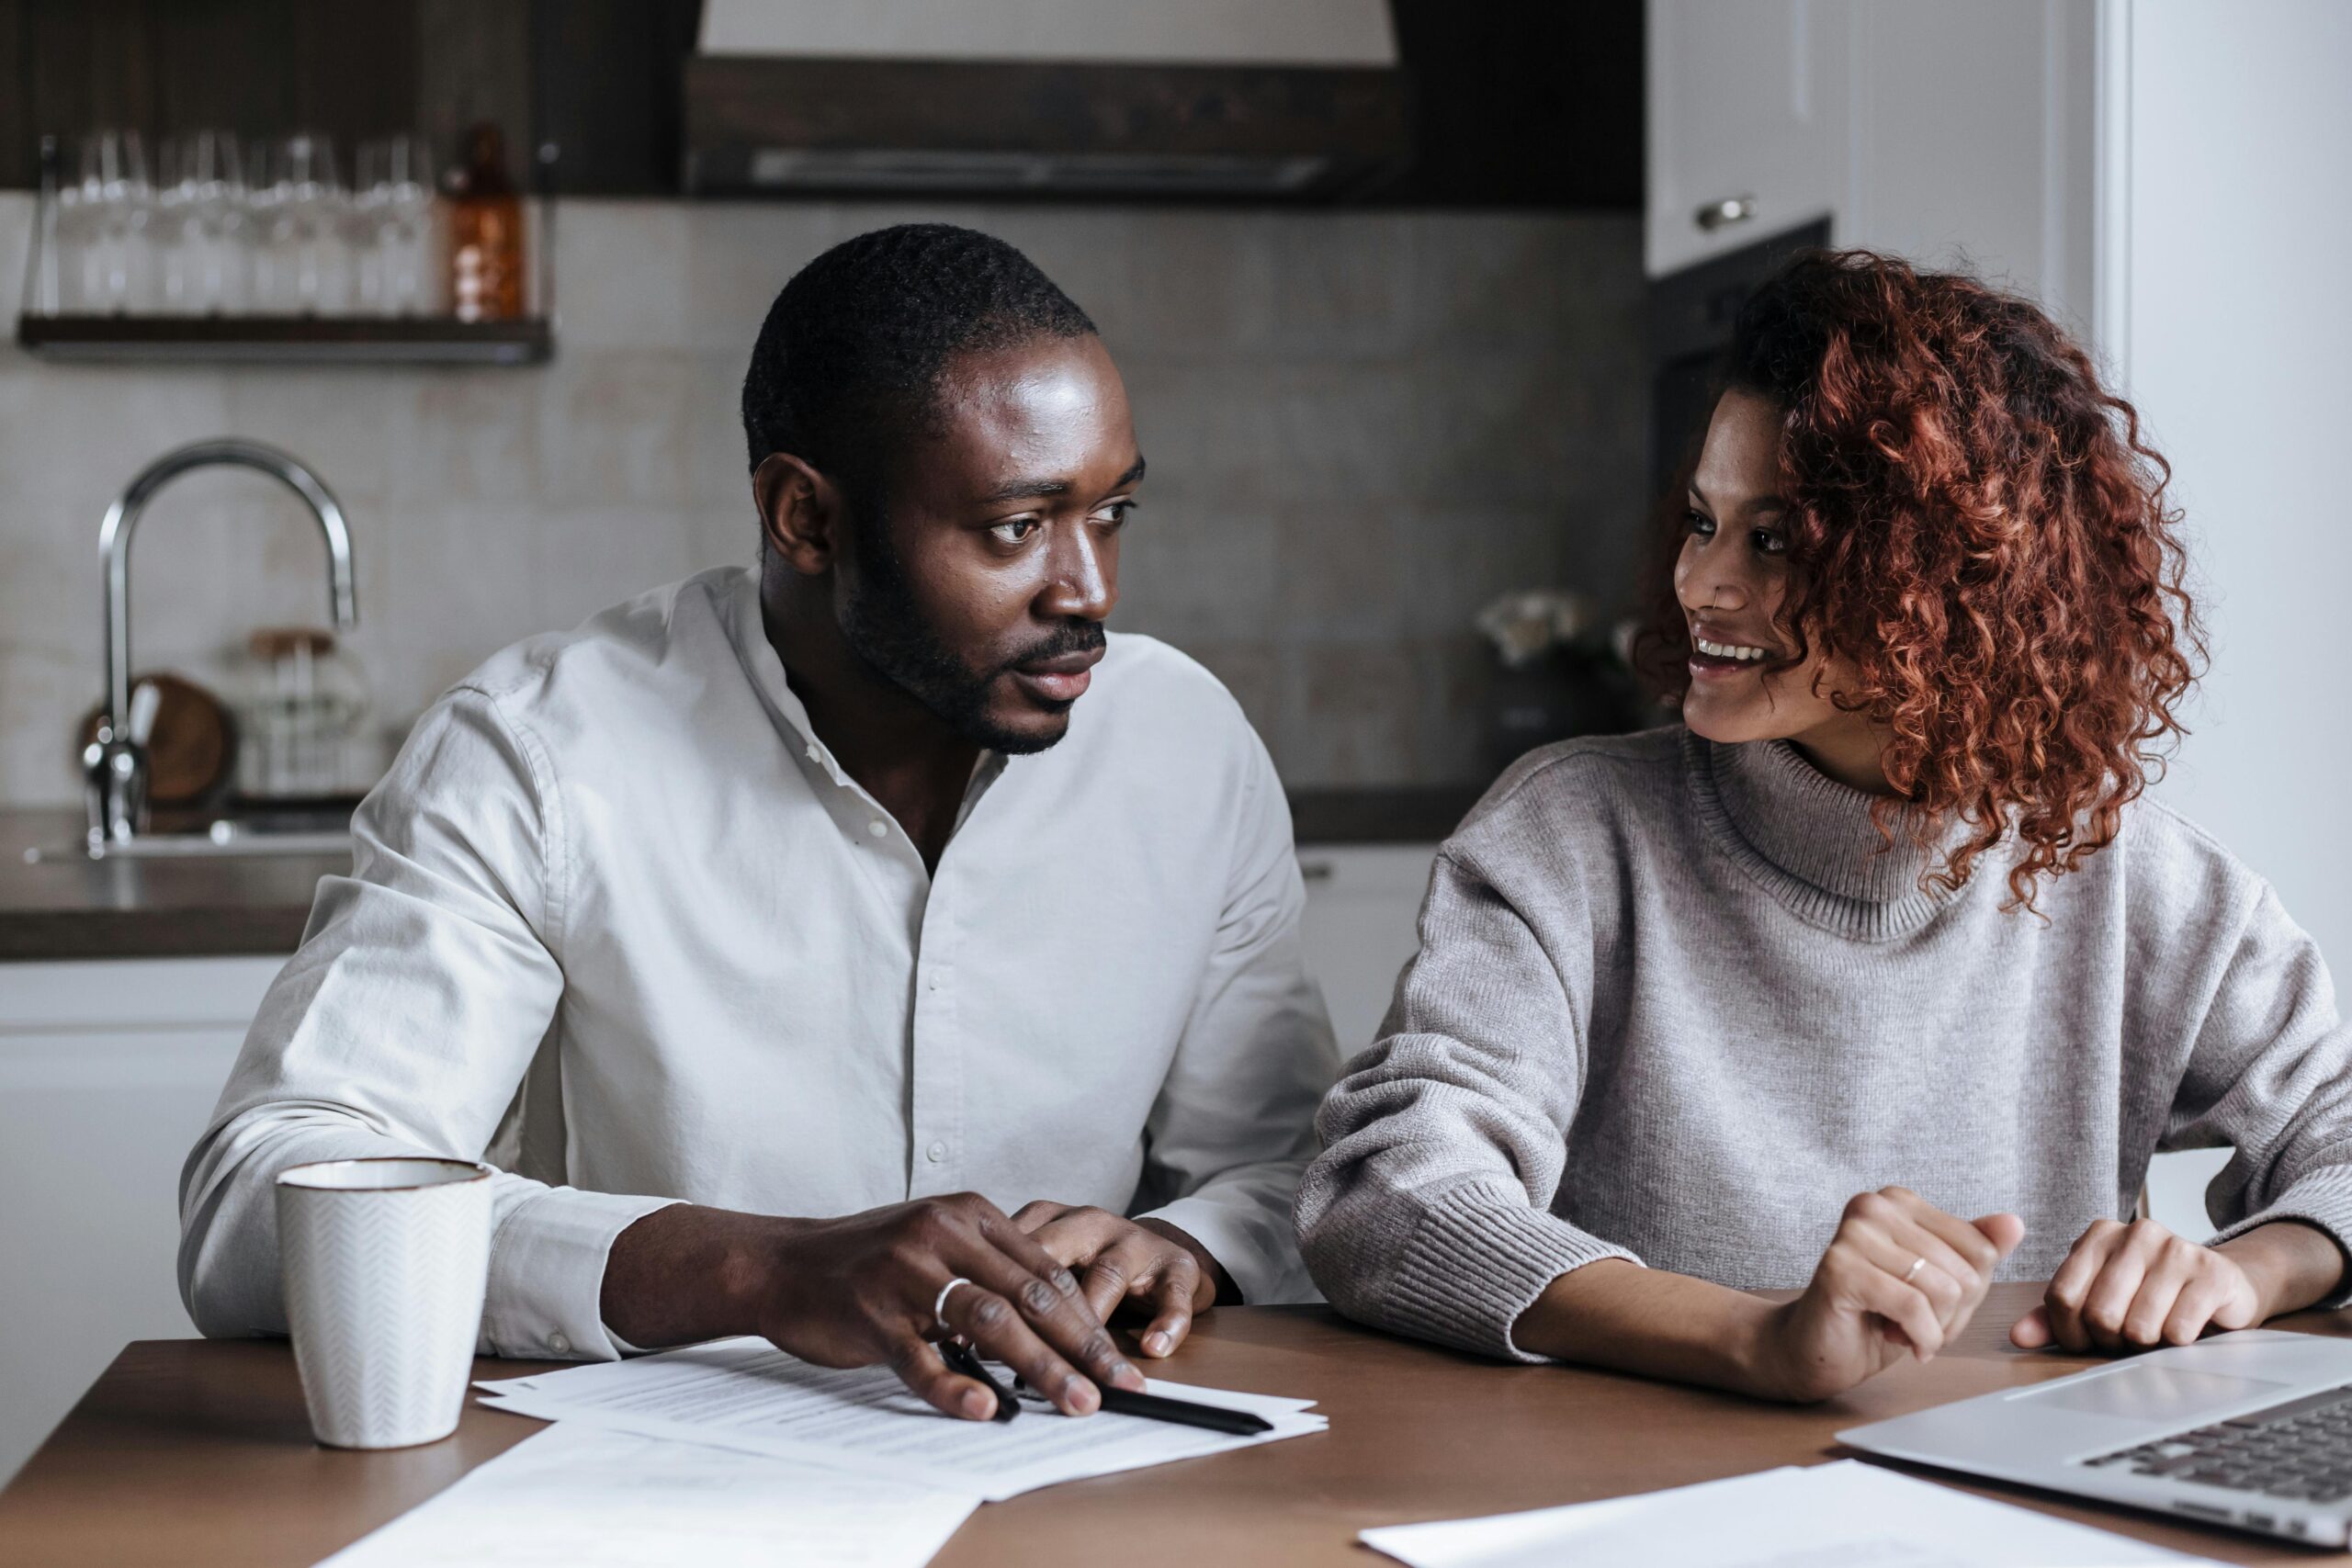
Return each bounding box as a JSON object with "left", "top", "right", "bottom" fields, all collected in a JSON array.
[{"left": 839, "top": 531, "right": 1104, "bottom": 756}]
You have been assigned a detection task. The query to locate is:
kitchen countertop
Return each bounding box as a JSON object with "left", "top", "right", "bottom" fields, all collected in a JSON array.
[
  {"left": 1, "top": 789, "right": 1480, "bottom": 963},
  {"left": 0, "top": 809, "right": 338, "bottom": 961}
]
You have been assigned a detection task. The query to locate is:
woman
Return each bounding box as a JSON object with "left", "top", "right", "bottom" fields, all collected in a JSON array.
[{"left": 1296, "top": 251, "right": 2352, "bottom": 1402}]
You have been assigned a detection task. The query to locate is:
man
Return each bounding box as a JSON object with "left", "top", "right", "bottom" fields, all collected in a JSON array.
[{"left": 179, "top": 224, "right": 1338, "bottom": 1422}]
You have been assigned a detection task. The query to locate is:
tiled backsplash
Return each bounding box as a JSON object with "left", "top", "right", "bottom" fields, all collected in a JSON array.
[{"left": 0, "top": 197, "right": 1645, "bottom": 807}]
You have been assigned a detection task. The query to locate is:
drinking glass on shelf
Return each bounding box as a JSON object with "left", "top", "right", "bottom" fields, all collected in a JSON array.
[
  {"left": 49, "top": 142, "right": 101, "bottom": 312},
  {"left": 353, "top": 135, "right": 438, "bottom": 316},
  {"left": 155, "top": 131, "right": 246, "bottom": 314},
  {"left": 62, "top": 130, "right": 153, "bottom": 312},
  {"left": 253, "top": 133, "right": 351, "bottom": 315}
]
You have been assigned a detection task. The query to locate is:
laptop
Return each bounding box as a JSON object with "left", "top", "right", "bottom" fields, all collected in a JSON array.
[{"left": 1838, "top": 1329, "right": 2352, "bottom": 1546}]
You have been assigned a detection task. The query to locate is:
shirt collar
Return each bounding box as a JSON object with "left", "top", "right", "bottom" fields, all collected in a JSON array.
[{"left": 715, "top": 563, "right": 1010, "bottom": 809}]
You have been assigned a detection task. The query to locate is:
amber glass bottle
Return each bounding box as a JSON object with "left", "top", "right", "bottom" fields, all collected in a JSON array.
[{"left": 447, "top": 122, "right": 524, "bottom": 321}]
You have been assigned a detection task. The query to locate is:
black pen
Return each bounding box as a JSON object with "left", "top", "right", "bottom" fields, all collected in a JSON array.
[
  {"left": 941, "top": 1341, "right": 1020, "bottom": 1423},
  {"left": 1093, "top": 1385, "right": 1273, "bottom": 1437},
  {"left": 1012, "top": 1372, "right": 1275, "bottom": 1436}
]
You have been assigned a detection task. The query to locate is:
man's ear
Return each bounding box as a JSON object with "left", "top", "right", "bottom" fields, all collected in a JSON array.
[{"left": 754, "top": 453, "right": 841, "bottom": 575}]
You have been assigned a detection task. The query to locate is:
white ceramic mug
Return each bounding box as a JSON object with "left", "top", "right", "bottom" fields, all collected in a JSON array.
[{"left": 276, "top": 1156, "right": 492, "bottom": 1449}]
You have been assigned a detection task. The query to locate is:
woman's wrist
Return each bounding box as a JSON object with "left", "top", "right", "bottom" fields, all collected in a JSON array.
[
  {"left": 1513, "top": 1259, "right": 1788, "bottom": 1398},
  {"left": 2217, "top": 1219, "right": 2348, "bottom": 1320}
]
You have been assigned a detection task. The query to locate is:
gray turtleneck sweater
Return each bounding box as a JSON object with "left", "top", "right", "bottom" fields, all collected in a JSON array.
[{"left": 1295, "top": 727, "right": 2352, "bottom": 1360}]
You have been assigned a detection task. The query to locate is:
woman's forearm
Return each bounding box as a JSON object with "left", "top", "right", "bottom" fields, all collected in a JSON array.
[
  {"left": 1511, "top": 1258, "right": 1783, "bottom": 1398},
  {"left": 2219, "top": 1219, "right": 2349, "bottom": 1319}
]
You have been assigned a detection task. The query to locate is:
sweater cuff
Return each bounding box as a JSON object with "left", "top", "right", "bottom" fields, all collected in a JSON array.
[
  {"left": 481, "top": 1187, "right": 681, "bottom": 1360},
  {"left": 2211, "top": 1167, "right": 2352, "bottom": 1311},
  {"left": 1389, "top": 1178, "right": 1641, "bottom": 1363}
]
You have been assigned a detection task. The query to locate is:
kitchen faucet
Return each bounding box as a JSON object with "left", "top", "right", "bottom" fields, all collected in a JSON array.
[{"left": 85, "top": 439, "right": 357, "bottom": 854}]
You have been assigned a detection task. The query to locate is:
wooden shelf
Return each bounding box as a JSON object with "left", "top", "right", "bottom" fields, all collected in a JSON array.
[{"left": 14, "top": 314, "right": 553, "bottom": 366}]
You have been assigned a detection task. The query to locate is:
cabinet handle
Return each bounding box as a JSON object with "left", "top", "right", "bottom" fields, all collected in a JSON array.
[
  {"left": 1694, "top": 195, "right": 1758, "bottom": 232},
  {"left": 1298, "top": 859, "right": 1334, "bottom": 883}
]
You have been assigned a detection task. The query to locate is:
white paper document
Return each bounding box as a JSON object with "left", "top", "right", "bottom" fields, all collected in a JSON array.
[
  {"left": 313, "top": 1420, "right": 979, "bottom": 1568},
  {"left": 1358, "top": 1460, "right": 2230, "bottom": 1568},
  {"left": 474, "top": 1336, "right": 1326, "bottom": 1501}
]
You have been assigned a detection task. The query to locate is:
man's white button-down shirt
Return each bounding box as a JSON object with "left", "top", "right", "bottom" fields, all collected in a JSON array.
[{"left": 178, "top": 567, "right": 1339, "bottom": 1359}]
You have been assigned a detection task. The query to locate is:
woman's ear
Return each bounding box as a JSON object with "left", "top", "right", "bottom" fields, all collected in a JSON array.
[{"left": 754, "top": 453, "right": 839, "bottom": 575}]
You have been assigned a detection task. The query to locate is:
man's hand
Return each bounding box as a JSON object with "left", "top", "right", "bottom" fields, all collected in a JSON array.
[
  {"left": 1012, "top": 1203, "right": 1227, "bottom": 1358},
  {"left": 1752, "top": 1188, "right": 2024, "bottom": 1403},
  {"left": 2011, "top": 1217, "right": 2271, "bottom": 1353},
  {"left": 601, "top": 1195, "right": 1145, "bottom": 1422}
]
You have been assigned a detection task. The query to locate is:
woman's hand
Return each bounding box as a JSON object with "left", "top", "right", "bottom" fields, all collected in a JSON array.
[
  {"left": 1012, "top": 1202, "right": 1227, "bottom": 1358},
  {"left": 2011, "top": 1217, "right": 2270, "bottom": 1352},
  {"left": 1753, "top": 1188, "right": 2025, "bottom": 1403}
]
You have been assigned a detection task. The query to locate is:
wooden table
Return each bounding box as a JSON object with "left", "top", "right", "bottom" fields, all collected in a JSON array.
[{"left": 4, "top": 1284, "right": 2347, "bottom": 1566}]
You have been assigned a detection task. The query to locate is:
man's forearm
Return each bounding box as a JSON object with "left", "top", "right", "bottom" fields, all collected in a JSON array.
[
  {"left": 1511, "top": 1258, "right": 1781, "bottom": 1397},
  {"left": 2219, "top": 1218, "right": 2350, "bottom": 1320},
  {"left": 600, "top": 1203, "right": 797, "bottom": 1348}
]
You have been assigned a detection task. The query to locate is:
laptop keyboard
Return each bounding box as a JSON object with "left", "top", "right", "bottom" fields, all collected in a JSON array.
[{"left": 2082, "top": 1382, "right": 2352, "bottom": 1504}]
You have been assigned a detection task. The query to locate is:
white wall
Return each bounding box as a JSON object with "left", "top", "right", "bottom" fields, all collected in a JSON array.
[{"left": 2110, "top": 0, "right": 2352, "bottom": 964}]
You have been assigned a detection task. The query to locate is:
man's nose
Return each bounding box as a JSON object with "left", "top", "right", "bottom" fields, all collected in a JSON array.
[{"left": 1039, "top": 525, "right": 1115, "bottom": 622}]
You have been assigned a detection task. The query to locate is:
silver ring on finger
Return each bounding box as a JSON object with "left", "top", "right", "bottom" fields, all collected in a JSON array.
[
  {"left": 933, "top": 1276, "right": 973, "bottom": 1336},
  {"left": 1903, "top": 1256, "right": 1928, "bottom": 1285}
]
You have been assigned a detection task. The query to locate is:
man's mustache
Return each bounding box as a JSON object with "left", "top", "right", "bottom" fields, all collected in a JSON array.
[{"left": 997, "top": 620, "right": 1105, "bottom": 674}]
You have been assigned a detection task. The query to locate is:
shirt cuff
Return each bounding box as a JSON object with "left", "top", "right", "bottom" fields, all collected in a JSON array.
[
  {"left": 1142, "top": 1191, "right": 1318, "bottom": 1307},
  {"left": 2210, "top": 1166, "right": 2352, "bottom": 1311},
  {"left": 481, "top": 1187, "right": 681, "bottom": 1360},
  {"left": 1387, "top": 1178, "right": 1642, "bottom": 1363}
]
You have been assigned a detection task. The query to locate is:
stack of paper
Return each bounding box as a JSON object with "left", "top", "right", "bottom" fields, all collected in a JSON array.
[
  {"left": 472, "top": 1336, "right": 1327, "bottom": 1501},
  {"left": 317, "top": 1422, "right": 980, "bottom": 1568},
  {"left": 1358, "top": 1461, "right": 2229, "bottom": 1568}
]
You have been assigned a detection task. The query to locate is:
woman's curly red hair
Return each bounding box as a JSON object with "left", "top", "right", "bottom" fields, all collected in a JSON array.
[{"left": 1635, "top": 250, "right": 2202, "bottom": 910}]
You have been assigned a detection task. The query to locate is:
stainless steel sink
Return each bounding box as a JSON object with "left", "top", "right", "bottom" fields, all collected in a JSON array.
[{"left": 24, "top": 809, "right": 354, "bottom": 863}]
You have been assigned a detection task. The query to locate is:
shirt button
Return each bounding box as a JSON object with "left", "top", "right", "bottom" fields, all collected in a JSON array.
[
  {"left": 925, "top": 1141, "right": 948, "bottom": 1163},
  {"left": 548, "top": 1331, "right": 571, "bottom": 1355},
  {"left": 925, "top": 975, "right": 940, "bottom": 991},
  {"left": 866, "top": 820, "right": 888, "bottom": 839}
]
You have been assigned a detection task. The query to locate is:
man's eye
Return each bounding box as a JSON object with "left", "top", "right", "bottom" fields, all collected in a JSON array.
[
  {"left": 989, "top": 518, "right": 1041, "bottom": 545},
  {"left": 1095, "top": 500, "right": 1137, "bottom": 530},
  {"left": 1685, "top": 508, "right": 1715, "bottom": 537}
]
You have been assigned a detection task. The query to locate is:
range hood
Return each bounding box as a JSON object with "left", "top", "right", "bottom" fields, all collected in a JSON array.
[{"left": 684, "top": 0, "right": 1413, "bottom": 200}]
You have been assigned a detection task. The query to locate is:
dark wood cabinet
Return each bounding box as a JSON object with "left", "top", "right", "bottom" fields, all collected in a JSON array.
[{"left": 0, "top": 0, "right": 1637, "bottom": 209}]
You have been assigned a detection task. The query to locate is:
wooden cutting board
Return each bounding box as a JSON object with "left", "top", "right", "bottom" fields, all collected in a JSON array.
[{"left": 76, "top": 671, "right": 234, "bottom": 805}]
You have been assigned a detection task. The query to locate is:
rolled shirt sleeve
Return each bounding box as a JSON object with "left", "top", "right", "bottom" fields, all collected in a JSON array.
[
  {"left": 1295, "top": 841, "right": 1639, "bottom": 1362},
  {"left": 1134, "top": 729, "right": 1340, "bottom": 1306},
  {"left": 2167, "top": 882, "right": 2352, "bottom": 1307},
  {"left": 176, "top": 685, "right": 675, "bottom": 1361}
]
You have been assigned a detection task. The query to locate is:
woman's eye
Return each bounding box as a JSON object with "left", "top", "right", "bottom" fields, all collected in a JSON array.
[
  {"left": 989, "top": 518, "right": 1041, "bottom": 546},
  {"left": 1684, "top": 508, "right": 1715, "bottom": 537},
  {"left": 1751, "top": 529, "right": 1787, "bottom": 556}
]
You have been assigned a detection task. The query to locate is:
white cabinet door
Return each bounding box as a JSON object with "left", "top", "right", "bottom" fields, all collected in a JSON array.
[
  {"left": 1646, "top": 0, "right": 1851, "bottom": 276},
  {"left": 0, "top": 956, "right": 281, "bottom": 1484},
  {"left": 1647, "top": 0, "right": 2097, "bottom": 324},
  {"left": 1295, "top": 845, "right": 1437, "bottom": 1063}
]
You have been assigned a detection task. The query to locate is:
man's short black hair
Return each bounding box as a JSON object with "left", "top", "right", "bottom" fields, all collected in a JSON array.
[{"left": 741, "top": 223, "right": 1098, "bottom": 500}]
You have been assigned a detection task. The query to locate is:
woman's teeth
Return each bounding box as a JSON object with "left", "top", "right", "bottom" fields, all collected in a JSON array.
[{"left": 1694, "top": 637, "right": 1769, "bottom": 662}]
